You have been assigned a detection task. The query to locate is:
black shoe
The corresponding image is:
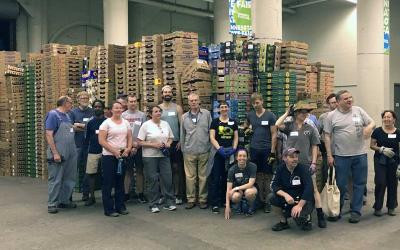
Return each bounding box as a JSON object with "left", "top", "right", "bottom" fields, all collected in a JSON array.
[
  {"left": 58, "top": 203, "right": 77, "bottom": 209},
  {"left": 212, "top": 206, "right": 220, "bottom": 214},
  {"left": 348, "top": 212, "right": 361, "bottom": 223},
  {"left": 374, "top": 209, "right": 383, "bottom": 217},
  {"left": 272, "top": 222, "right": 289, "bottom": 231},
  {"left": 301, "top": 221, "right": 313, "bottom": 231},
  {"left": 138, "top": 193, "right": 148, "bottom": 204},
  {"left": 48, "top": 206, "right": 58, "bottom": 214},
  {"left": 84, "top": 198, "right": 96, "bottom": 206},
  {"left": 81, "top": 195, "right": 89, "bottom": 202},
  {"left": 318, "top": 216, "right": 327, "bottom": 228},
  {"left": 105, "top": 212, "right": 120, "bottom": 217},
  {"left": 264, "top": 203, "right": 272, "bottom": 213},
  {"left": 118, "top": 210, "right": 129, "bottom": 215},
  {"left": 327, "top": 215, "right": 341, "bottom": 222}
]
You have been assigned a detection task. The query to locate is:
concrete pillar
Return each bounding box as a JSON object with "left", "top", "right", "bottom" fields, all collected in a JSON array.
[
  {"left": 16, "top": 9, "right": 28, "bottom": 57},
  {"left": 21, "top": 0, "right": 45, "bottom": 53},
  {"left": 214, "top": 0, "right": 231, "bottom": 43},
  {"left": 357, "top": 0, "right": 390, "bottom": 123},
  {"left": 251, "top": 0, "right": 282, "bottom": 43},
  {"left": 103, "top": 0, "right": 128, "bottom": 46}
]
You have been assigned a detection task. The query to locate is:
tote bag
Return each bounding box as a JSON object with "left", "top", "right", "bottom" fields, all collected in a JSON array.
[{"left": 321, "top": 166, "right": 341, "bottom": 217}]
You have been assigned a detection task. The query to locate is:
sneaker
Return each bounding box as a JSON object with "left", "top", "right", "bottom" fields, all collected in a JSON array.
[
  {"left": 118, "top": 209, "right": 129, "bottom": 215},
  {"left": 212, "top": 206, "right": 220, "bottom": 214},
  {"left": 84, "top": 197, "right": 96, "bottom": 206},
  {"left": 48, "top": 206, "right": 58, "bottom": 214},
  {"left": 348, "top": 212, "right": 361, "bottom": 223},
  {"left": 301, "top": 220, "right": 313, "bottom": 231},
  {"left": 57, "top": 203, "right": 77, "bottom": 209},
  {"left": 163, "top": 205, "right": 177, "bottom": 211},
  {"left": 318, "top": 216, "right": 327, "bottom": 228},
  {"left": 388, "top": 209, "right": 396, "bottom": 216},
  {"left": 199, "top": 202, "right": 208, "bottom": 209},
  {"left": 272, "top": 221, "right": 290, "bottom": 231},
  {"left": 245, "top": 207, "right": 256, "bottom": 216},
  {"left": 185, "top": 202, "right": 196, "bottom": 209},
  {"left": 105, "top": 212, "right": 119, "bottom": 217},
  {"left": 150, "top": 206, "right": 160, "bottom": 213},
  {"left": 138, "top": 193, "right": 148, "bottom": 204},
  {"left": 264, "top": 202, "right": 272, "bottom": 213},
  {"left": 234, "top": 203, "right": 243, "bottom": 215},
  {"left": 158, "top": 197, "right": 165, "bottom": 205},
  {"left": 175, "top": 197, "right": 183, "bottom": 205},
  {"left": 374, "top": 209, "right": 383, "bottom": 217}
]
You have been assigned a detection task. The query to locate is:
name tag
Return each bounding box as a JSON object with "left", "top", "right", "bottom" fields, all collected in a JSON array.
[
  {"left": 95, "top": 130, "right": 99, "bottom": 134},
  {"left": 261, "top": 121, "right": 269, "bottom": 126},
  {"left": 228, "top": 121, "right": 234, "bottom": 125},
  {"left": 235, "top": 173, "right": 243, "bottom": 178},
  {"left": 134, "top": 121, "right": 142, "bottom": 126},
  {"left": 83, "top": 118, "right": 89, "bottom": 122},
  {"left": 290, "top": 131, "right": 299, "bottom": 137},
  {"left": 388, "top": 134, "right": 397, "bottom": 139},
  {"left": 352, "top": 117, "right": 361, "bottom": 122},
  {"left": 292, "top": 179, "right": 301, "bottom": 185},
  {"left": 70, "top": 128, "right": 74, "bottom": 133},
  {"left": 168, "top": 111, "right": 176, "bottom": 116},
  {"left": 192, "top": 118, "right": 197, "bottom": 123}
]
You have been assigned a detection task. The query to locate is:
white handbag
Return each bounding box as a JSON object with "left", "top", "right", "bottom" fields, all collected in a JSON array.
[{"left": 321, "top": 166, "right": 341, "bottom": 217}]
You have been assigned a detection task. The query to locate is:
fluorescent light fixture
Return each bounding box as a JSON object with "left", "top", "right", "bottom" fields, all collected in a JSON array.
[{"left": 345, "top": 0, "right": 357, "bottom": 4}]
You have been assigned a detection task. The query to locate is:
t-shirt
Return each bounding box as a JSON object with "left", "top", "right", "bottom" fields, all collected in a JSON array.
[
  {"left": 281, "top": 120, "right": 320, "bottom": 165},
  {"left": 271, "top": 163, "right": 314, "bottom": 202},
  {"left": 227, "top": 162, "right": 257, "bottom": 188},
  {"left": 160, "top": 103, "right": 180, "bottom": 142},
  {"left": 99, "top": 118, "right": 131, "bottom": 156},
  {"left": 69, "top": 107, "right": 94, "bottom": 148},
  {"left": 324, "top": 106, "right": 372, "bottom": 156},
  {"left": 137, "top": 120, "right": 174, "bottom": 157},
  {"left": 247, "top": 110, "right": 277, "bottom": 150},
  {"left": 371, "top": 127, "right": 400, "bottom": 161},
  {"left": 210, "top": 118, "right": 238, "bottom": 148},
  {"left": 122, "top": 110, "right": 147, "bottom": 139},
  {"left": 45, "top": 109, "right": 73, "bottom": 134},
  {"left": 84, "top": 116, "right": 106, "bottom": 154}
]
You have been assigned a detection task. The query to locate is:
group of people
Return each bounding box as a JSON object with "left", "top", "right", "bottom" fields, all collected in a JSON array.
[{"left": 44, "top": 87, "right": 399, "bottom": 231}]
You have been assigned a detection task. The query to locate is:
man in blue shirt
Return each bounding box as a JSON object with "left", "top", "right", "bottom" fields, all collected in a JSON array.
[
  {"left": 46, "top": 96, "right": 77, "bottom": 214},
  {"left": 83, "top": 100, "right": 106, "bottom": 206},
  {"left": 69, "top": 91, "right": 94, "bottom": 201},
  {"left": 269, "top": 148, "right": 314, "bottom": 231}
]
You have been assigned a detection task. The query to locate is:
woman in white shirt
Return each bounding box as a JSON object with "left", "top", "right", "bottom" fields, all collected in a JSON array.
[
  {"left": 138, "top": 105, "right": 176, "bottom": 213},
  {"left": 99, "top": 101, "right": 132, "bottom": 217}
]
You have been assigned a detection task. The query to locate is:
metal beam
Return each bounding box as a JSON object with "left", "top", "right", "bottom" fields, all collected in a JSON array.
[
  {"left": 287, "top": 0, "right": 329, "bottom": 9},
  {"left": 129, "top": 0, "right": 214, "bottom": 19}
]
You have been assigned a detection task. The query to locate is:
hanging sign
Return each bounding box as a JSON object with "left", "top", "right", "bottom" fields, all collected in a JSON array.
[
  {"left": 383, "top": 0, "right": 390, "bottom": 54},
  {"left": 229, "top": 0, "right": 252, "bottom": 36}
]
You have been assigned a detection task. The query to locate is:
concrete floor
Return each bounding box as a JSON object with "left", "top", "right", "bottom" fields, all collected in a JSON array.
[{"left": 0, "top": 176, "right": 399, "bottom": 250}]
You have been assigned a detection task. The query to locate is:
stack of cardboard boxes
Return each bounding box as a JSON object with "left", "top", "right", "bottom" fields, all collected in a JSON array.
[
  {"left": 89, "top": 45, "right": 108, "bottom": 105},
  {"left": 306, "top": 64, "right": 318, "bottom": 97},
  {"left": 126, "top": 43, "right": 141, "bottom": 102},
  {"left": 107, "top": 45, "right": 126, "bottom": 101}
]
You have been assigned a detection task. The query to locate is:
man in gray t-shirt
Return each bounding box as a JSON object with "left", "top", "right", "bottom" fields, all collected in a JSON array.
[
  {"left": 122, "top": 95, "right": 148, "bottom": 203},
  {"left": 323, "top": 90, "right": 375, "bottom": 223}
]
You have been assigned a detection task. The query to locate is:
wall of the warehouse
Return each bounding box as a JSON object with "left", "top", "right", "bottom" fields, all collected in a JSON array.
[
  {"left": 283, "top": 1, "right": 358, "bottom": 98},
  {"left": 43, "top": 0, "right": 213, "bottom": 46},
  {"left": 390, "top": 0, "right": 400, "bottom": 86}
]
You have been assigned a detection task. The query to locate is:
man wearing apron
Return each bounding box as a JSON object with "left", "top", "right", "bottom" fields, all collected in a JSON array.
[{"left": 45, "top": 96, "right": 77, "bottom": 214}]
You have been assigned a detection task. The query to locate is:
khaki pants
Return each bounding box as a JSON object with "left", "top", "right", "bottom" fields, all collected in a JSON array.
[{"left": 184, "top": 152, "right": 209, "bottom": 203}]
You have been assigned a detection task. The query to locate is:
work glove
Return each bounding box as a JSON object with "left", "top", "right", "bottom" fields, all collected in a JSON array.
[
  {"left": 226, "top": 148, "right": 237, "bottom": 158},
  {"left": 267, "top": 152, "right": 276, "bottom": 166},
  {"left": 244, "top": 127, "right": 253, "bottom": 137},
  {"left": 379, "top": 147, "right": 395, "bottom": 158},
  {"left": 217, "top": 147, "right": 226, "bottom": 158},
  {"left": 309, "top": 163, "right": 317, "bottom": 175}
]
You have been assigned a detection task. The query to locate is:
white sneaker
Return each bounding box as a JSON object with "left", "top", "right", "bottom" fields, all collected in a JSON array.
[
  {"left": 158, "top": 197, "right": 165, "bottom": 205},
  {"left": 150, "top": 206, "right": 160, "bottom": 213},
  {"left": 163, "top": 205, "right": 177, "bottom": 211},
  {"left": 175, "top": 198, "right": 183, "bottom": 205}
]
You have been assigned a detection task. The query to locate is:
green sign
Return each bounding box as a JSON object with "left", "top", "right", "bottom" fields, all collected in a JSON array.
[{"left": 229, "top": 0, "right": 252, "bottom": 36}]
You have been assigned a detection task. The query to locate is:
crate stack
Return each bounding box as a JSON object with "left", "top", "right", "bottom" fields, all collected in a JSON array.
[
  {"left": 115, "top": 63, "right": 126, "bottom": 96},
  {"left": 199, "top": 46, "right": 208, "bottom": 62},
  {"left": 208, "top": 44, "right": 221, "bottom": 72},
  {"left": 66, "top": 56, "right": 84, "bottom": 98},
  {"left": 181, "top": 59, "right": 212, "bottom": 111},
  {"left": 89, "top": 46, "right": 109, "bottom": 106},
  {"left": 126, "top": 43, "right": 141, "bottom": 99},
  {"left": 259, "top": 44, "right": 276, "bottom": 73},
  {"left": 70, "top": 45, "right": 94, "bottom": 57},
  {"left": 23, "top": 64, "right": 37, "bottom": 177},
  {"left": 162, "top": 31, "right": 199, "bottom": 106},
  {"left": 5, "top": 65, "right": 26, "bottom": 176},
  {"left": 259, "top": 71, "right": 297, "bottom": 117},
  {"left": 306, "top": 64, "right": 318, "bottom": 97},
  {"left": 0, "top": 52, "right": 21, "bottom": 176},
  {"left": 141, "top": 34, "right": 163, "bottom": 108},
  {"left": 107, "top": 44, "right": 126, "bottom": 101},
  {"left": 315, "top": 62, "right": 335, "bottom": 100},
  {"left": 278, "top": 41, "right": 309, "bottom": 99}
]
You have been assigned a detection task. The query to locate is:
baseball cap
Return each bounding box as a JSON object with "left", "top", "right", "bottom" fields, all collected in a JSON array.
[
  {"left": 294, "top": 100, "right": 317, "bottom": 111},
  {"left": 161, "top": 85, "right": 173, "bottom": 92},
  {"left": 282, "top": 148, "right": 300, "bottom": 157}
]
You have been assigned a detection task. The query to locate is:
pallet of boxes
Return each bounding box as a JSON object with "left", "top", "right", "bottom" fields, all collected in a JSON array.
[
  {"left": 162, "top": 31, "right": 199, "bottom": 109},
  {"left": 181, "top": 59, "right": 212, "bottom": 111},
  {"left": 125, "top": 43, "right": 142, "bottom": 106}
]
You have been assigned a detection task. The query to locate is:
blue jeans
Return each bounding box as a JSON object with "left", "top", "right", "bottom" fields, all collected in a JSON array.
[{"left": 334, "top": 154, "right": 368, "bottom": 215}]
